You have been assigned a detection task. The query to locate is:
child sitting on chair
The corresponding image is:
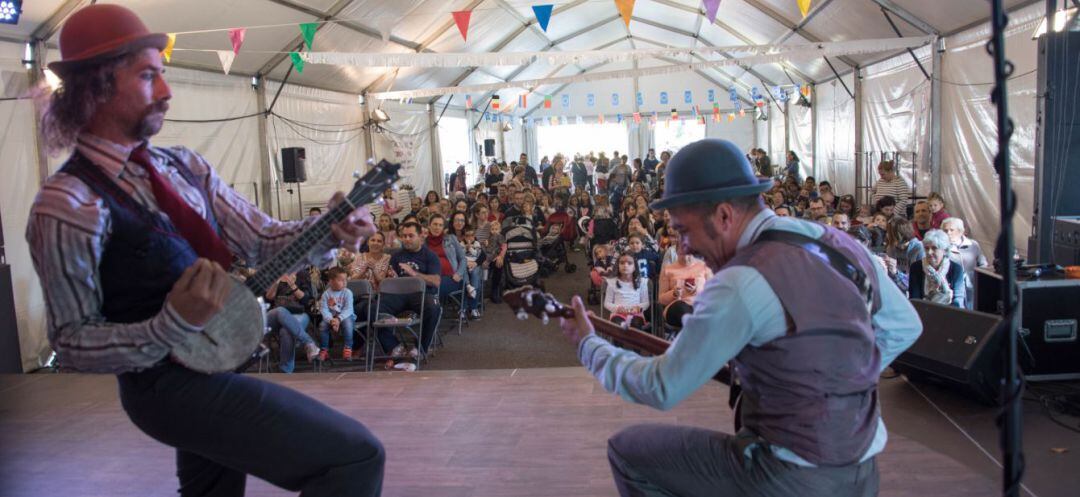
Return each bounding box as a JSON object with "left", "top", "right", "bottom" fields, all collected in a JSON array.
[
  {"left": 318, "top": 268, "right": 356, "bottom": 361},
  {"left": 461, "top": 226, "right": 485, "bottom": 301},
  {"left": 604, "top": 253, "right": 649, "bottom": 330}
]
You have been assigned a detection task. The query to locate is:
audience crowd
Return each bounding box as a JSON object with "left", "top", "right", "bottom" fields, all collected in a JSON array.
[{"left": 244, "top": 146, "right": 989, "bottom": 374}]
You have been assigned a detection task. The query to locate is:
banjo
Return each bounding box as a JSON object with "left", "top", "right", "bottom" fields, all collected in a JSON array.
[{"left": 169, "top": 159, "right": 401, "bottom": 374}]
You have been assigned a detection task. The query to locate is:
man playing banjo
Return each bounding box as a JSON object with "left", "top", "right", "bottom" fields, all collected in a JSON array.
[
  {"left": 27, "top": 5, "right": 384, "bottom": 496},
  {"left": 558, "top": 138, "right": 923, "bottom": 497}
]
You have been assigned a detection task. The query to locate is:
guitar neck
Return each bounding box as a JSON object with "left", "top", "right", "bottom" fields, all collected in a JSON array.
[
  {"left": 584, "top": 314, "right": 672, "bottom": 356},
  {"left": 245, "top": 204, "right": 352, "bottom": 297}
]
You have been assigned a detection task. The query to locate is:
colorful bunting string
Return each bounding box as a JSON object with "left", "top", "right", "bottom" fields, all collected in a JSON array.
[
  {"left": 452, "top": 11, "right": 472, "bottom": 41},
  {"left": 217, "top": 51, "right": 235, "bottom": 75},
  {"left": 703, "top": 0, "right": 721, "bottom": 23},
  {"left": 228, "top": 28, "right": 245, "bottom": 54},
  {"left": 615, "top": 0, "right": 635, "bottom": 28},
  {"left": 492, "top": 94, "right": 500, "bottom": 110},
  {"left": 299, "top": 23, "right": 318, "bottom": 51},
  {"left": 532, "top": 5, "right": 553, "bottom": 32},
  {"left": 544, "top": 95, "right": 552, "bottom": 109},
  {"left": 289, "top": 52, "right": 305, "bottom": 73}
]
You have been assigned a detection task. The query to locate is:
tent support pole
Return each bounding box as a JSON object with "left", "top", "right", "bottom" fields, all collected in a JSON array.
[
  {"left": 811, "top": 85, "right": 818, "bottom": 181},
  {"left": 254, "top": 76, "right": 274, "bottom": 216},
  {"left": 428, "top": 104, "right": 444, "bottom": 195},
  {"left": 930, "top": 37, "right": 943, "bottom": 193},
  {"left": 361, "top": 96, "right": 375, "bottom": 164},
  {"left": 784, "top": 99, "right": 791, "bottom": 163},
  {"left": 854, "top": 67, "right": 865, "bottom": 205}
]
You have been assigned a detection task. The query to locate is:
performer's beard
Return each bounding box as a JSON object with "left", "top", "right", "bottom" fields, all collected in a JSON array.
[{"left": 133, "top": 101, "right": 169, "bottom": 141}]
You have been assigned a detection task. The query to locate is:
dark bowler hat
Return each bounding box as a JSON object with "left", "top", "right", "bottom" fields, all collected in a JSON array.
[
  {"left": 47, "top": 4, "right": 169, "bottom": 78},
  {"left": 650, "top": 138, "right": 771, "bottom": 211}
]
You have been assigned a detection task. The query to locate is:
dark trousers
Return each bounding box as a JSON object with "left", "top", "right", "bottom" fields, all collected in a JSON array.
[
  {"left": 117, "top": 363, "right": 384, "bottom": 497},
  {"left": 607, "top": 424, "right": 878, "bottom": 497},
  {"left": 376, "top": 292, "right": 440, "bottom": 353}
]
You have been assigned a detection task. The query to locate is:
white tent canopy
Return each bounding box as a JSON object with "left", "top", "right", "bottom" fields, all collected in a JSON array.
[{"left": 0, "top": 0, "right": 1050, "bottom": 371}]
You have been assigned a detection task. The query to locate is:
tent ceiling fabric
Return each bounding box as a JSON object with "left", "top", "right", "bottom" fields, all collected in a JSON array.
[{"left": 22, "top": 0, "right": 1036, "bottom": 97}]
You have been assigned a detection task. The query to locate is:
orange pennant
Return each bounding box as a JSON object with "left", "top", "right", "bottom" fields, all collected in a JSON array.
[{"left": 614, "top": 0, "right": 635, "bottom": 28}]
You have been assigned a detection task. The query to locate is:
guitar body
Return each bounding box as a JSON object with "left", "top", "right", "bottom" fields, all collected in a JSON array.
[{"left": 169, "top": 276, "right": 266, "bottom": 374}]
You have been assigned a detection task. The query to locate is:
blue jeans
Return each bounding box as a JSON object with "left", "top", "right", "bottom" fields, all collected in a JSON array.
[
  {"left": 439, "top": 275, "right": 477, "bottom": 311},
  {"left": 319, "top": 316, "right": 356, "bottom": 350},
  {"left": 118, "top": 363, "right": 384, "bottom": 496},
  {"left": 376, "top": 292, "right": 441, "bottom": 354},
  {"left": 267, "top": 308, "right": 313, "bottom": 374}
]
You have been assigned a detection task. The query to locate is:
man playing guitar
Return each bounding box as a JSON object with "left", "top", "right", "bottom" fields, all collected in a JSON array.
[
  {"left": 558, "top": 138, "right": 922, "bottom": 497},
  {"left": 27, "top": 5, "right": 383, "bottom": 496}
]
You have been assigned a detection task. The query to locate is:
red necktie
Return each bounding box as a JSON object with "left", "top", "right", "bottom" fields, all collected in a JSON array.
[{"left": 130, "top": 146, "right": 233, "bottom": 270}]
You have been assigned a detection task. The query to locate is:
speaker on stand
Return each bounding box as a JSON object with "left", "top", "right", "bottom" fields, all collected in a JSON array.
[
  {"left": 0, "top": 209, "right": 23, "bottom": 372},
  {"left": 281, "top": 147, "right": 306, "bottom": 219},
  {"left": 483, "top": 139, "right": 496, "bottom": 158}
]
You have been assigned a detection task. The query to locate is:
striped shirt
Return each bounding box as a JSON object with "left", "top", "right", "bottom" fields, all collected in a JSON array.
[
  {"left": 25, "top": 133, "right": 336, "bottom": 374},
  {"left": 871, "top": 177, "right": 911, "bottom": 213}
]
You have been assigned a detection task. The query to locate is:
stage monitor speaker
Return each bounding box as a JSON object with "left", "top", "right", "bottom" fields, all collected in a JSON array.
[
  {"left": 893, "top": 300, "right": 1004, "bottom": 406},
  {"left": 281, "top": 147, "right": 306, "bottom": 183},
  {"left": 483, "top": 139, "right": 496, "bottom": 157},
  {"left": 1030, "top": 30, "right": 1080, "bottom": 263},
  {"left": 975, "top": 268, "right": 1080, "bottom": 381}
]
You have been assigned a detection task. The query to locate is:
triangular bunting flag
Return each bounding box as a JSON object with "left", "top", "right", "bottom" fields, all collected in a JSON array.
[
  {"left": 519, "top": 94, "right": 527, "bottom": 108},
  {"left": 670, "top": 109, "right": 678, "bottom": 121},
  {"left": 465, "top": 95, "right": 473, "bottom": 108},
  {"left": 452, "top": 11, "right": 472, "bottom": 41},
  {"left": 216, "top": 51, "right": 235, "bottom": 75},
  {"left": 544, "top": 95, "right": 552, "bottom": 109},
  {"left": 739, "top": 108, "right": 746, "bottom": 117},
  {"left": 532, "top": 5, "right": 553, "bottom": 32},
  {"left": 703, "top": 0, "right": 721, "bottom": 23},
  {"left": 797, "top": 0, "right": 812, "bottom": 18},
  {"left": 614, "top": 0, "right": 635, "bottom": 28},
  {"left": 162, "top": 33, "right": 176, "bottom": 63},
  {"left": 299, "top": 23, "right": 318, "bottom": 51},
  {"left": 492, "top": 95, "right": 500, "bottom": 110},
  {"left": 289, "top": 52, "right": 305, "bottom": 73},
  {"left": 728, "top": 113, "right": 736, "bottom": 122},
  {"left": 633, "top": 112, "right": 641, "bottom": 124},
  {"left": 228, "top": 28, "right": 245, "bottom": 55},
  {"left": 598, "top": 113, "right": 605, "bottom": 124}
]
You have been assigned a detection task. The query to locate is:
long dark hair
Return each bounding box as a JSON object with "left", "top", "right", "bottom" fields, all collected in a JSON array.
[
  {"left": 614, "top": 253, "right": 642, "bottom": 290},
  {"left": 41, "top": 54, "right": 134, "bottom": 154}
]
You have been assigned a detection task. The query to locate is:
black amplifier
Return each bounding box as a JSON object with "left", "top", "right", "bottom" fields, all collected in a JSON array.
[
  {"left": 975, "top": 268, "right": 1080, "bottom": 381},
  {"left": 1052, "top": 216, "right": 1080, "bottom": 266}
]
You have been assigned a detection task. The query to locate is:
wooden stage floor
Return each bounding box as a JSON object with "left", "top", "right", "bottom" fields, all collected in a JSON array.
[{"left": 0, "top": 367, "right": 1055, "bottom": 497}]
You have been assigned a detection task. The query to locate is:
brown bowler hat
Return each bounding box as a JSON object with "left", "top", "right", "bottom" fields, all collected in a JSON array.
[{"left": 47, "top": 4, "right": 168, "bottom": 78}]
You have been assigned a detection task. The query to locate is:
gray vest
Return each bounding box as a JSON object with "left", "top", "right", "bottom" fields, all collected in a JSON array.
[{"left": 727, "top": 226, "right": 883, "bottom": 466}]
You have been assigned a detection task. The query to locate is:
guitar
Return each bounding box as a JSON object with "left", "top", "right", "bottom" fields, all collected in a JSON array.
[
  {"left": 501, "top": 286, "right": 734, "bottom": 387},
  {"left": 169, "top": 160, "right": 401, "bottom": 374}
]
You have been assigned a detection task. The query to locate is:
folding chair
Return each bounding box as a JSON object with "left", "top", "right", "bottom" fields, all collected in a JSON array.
[
  {"left": 439, "top": 276, "right": 469, "bottom": 336},
  {"left": 347, "top": 279, "right": 375, "bottom": 372},
  {"left": 371, "top": 277, "right": 429, "bottom": 370}
]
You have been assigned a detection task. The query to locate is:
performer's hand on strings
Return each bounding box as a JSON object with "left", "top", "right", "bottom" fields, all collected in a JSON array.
[
  {"left": 166, "top": 258, "right": 231, "bottom": 327},
  {"left": 559, "top": 295, "right": 595, "bottom": 347},
  {"left": 327, "top": 192, "right": 376, "bottom": 253}
]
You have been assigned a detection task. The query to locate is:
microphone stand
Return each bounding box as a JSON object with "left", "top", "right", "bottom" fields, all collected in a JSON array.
[{"left": 987, "top": 1, "right": 1023, "bottom": 496}]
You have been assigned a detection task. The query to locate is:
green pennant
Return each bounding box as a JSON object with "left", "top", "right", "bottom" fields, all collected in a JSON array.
[
  {"left": 299, "top": 22, "right": 318, "bottom": 51},
  {"left": 289, "top": 52, "right": 305, "bottom": 73}
]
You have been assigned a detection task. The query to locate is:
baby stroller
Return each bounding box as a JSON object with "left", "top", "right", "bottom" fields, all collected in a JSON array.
[
  {"left": 501, "top": 215, "right": 545, "bottom": 290},
  {"left": 538, "top": 221, "right": 577, "bottom": 275}
]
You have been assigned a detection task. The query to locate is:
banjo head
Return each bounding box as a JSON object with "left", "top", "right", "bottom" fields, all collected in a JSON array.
[{"left": 169, "top": 277, "right": 265, "bottom": 374}]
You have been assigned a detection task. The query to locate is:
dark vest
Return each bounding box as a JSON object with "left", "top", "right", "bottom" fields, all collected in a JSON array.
[
  {"left": 59, "top": 149, "right": 221, "bottom": 324},
  {"left": 727, "top": 225, "right": 883, "bottom": 466}
]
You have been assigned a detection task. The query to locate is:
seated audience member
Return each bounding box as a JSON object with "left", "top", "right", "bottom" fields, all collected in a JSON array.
[
  {"left": 460, "top": 226, "right": 485, "bottom": 304},
  {"left": 927, "top": 192, "right": 950, "bottom": 229},
  {"left": 590, "top": 243, "right": 616, "bottom": 289},
  {"left": 836, "top": 194, "right": 857, "bottom": 220},
  {"left": 847, "top": 225, "right": 874, "bottom": 249},
  {"left": 604, "top": 253, "right": 650, "bottom": 330},
  {"left": 868, "top": 212, "right": 888, "bottom": 251},
  {"left": 381, "top": 188, "right": 402, "bottom": 218},
  {"left": 774, "top": 205, "right": 794, "bottom": 217},
  {"left": 409, "top": 196, "right": 422, "bottom": 215},
  {"left": 855, "top": 203, "right": 874, "bottom": 226},
  {"left": 874, "top": 195, "right": 898, "bottom": 219},
  {"left": 318, "top": 268, "right": 357, "bottom": 361},
  {"left": 589, "top": 203, "right": 621, "bottom": 247},
  {"left": 912, "top": 201, "right": 933, "bottom": 240},
  {"left": 265, "top": 272, "right": 320, "bottom": 373},
  {"left": 832, "top": 213, "right": 852, "bottom": 232},
  {"left": 884, "top": 217, "right": 925, "bottom": 292},
  {"left": 909, "top": 229, "right": 966, "bottom": 307},
  {"left": 614, "top": 217, "right": 659, "bottom": 256},
  {"left": 380, "top": 222, "right": 442, "bottom": 369},
  {"left": 941, "top": 217, "right": 988, "bottom": 309},
  {"left": 345, "top": 231, "right": 395, "bottom": 290},
  {"left": 658, "top": 243, "right": 713, "bottom": 333},
  {"left": 626, "top": 233, "right": 660, "bottom": 280},
  {"left": 871, "top": 160, "right": 911, "bottom": 214},
  {"left": 377, "top": 213, "right": 400, "bottom": 252},
  {"left": 820, "top": 191, "right": 837, "bottom": 215},
  {"left": 426, "top": 214, "right": 478, "bottom": 317}
]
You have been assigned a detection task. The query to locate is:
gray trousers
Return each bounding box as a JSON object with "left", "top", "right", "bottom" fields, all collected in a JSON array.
[{"left": 607, "top": 424, "right": 878, "bottom": 497}]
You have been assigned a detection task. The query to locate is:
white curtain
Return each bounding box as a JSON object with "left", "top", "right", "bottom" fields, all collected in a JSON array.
[
  {"left": 860, "top": 46, "right": 933, "bottom": 198},
  {"left": 790, "top": 103, "right": 814, "bottom": 180},
  {"left": 0, "top": 42, "right": 49, "bottom": 371},
  {"left": 815, "top": 75, "right": 857, "bottom": 196},
  {"left": 769, "top": 106, "right": 786, "bottom": 165},
  {"left": 372, "top": 101, "right": 434, "bottom": 199},
  {"left": 939, "top": 5, "right": 1042, "bottom": 258},
  {"left": 705, "top": 116, "right": 754, "bottom": 152}
]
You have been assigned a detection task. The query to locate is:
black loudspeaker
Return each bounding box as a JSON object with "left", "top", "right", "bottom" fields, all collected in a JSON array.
[
  {"left": 0, "top": 264, "right": 23, "bottom": 373},
  {"left": 1030, "top": 30, "right": 1080, "bottom": 263},
  {"left": 975, "top": 268, "right": 1080, "bottom": 381},
  {"left": 893, "top": 300, "right": 1004, "bottom": 405},
  {"left": 483, "top": 139, "right": 496, "bottom": 157},
  {"left": 281, "top": 147, "right": 306, "bottom": 183}
]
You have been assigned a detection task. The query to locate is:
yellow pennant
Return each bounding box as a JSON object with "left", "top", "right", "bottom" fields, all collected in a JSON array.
[
  {"left": 797, "top": 0, "right": 812, "bottom": 18},
  {"left": 162, "top": 33, "right": 176, "bottom": 63}
]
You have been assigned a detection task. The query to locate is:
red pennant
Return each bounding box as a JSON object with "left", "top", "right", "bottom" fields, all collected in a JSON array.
[
  {"left": 228, "top": 28, "right": 246, "bottom": 54},
  {"left": 452, "top": 11, "right": 472, "bottom": 41}
]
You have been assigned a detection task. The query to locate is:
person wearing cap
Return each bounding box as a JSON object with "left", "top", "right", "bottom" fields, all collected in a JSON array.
[
  {"left": 558, "top": 138, "right": 922, "bottom": 496},
  {"left": 27, "top": 5, "right": 384, "bottom": 496}
]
